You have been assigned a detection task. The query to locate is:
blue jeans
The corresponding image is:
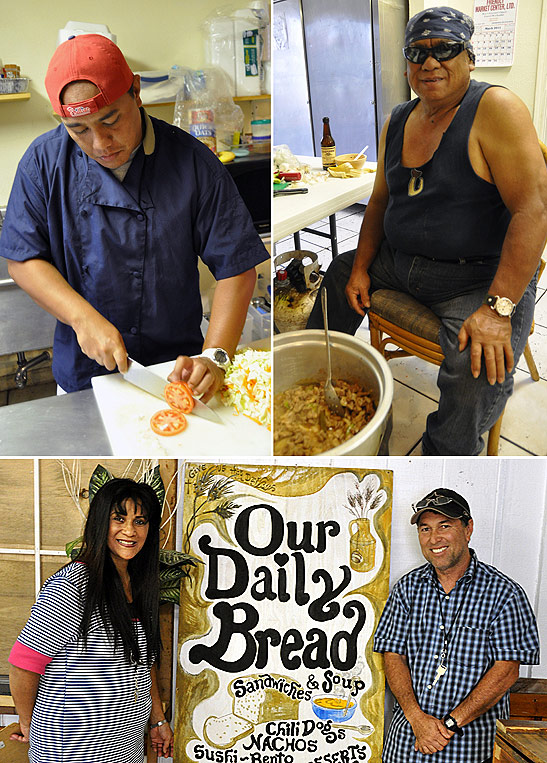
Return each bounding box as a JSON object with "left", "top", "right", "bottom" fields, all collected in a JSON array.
[{"left": 306, "top": 241, "right": 537, "bottom": 455}]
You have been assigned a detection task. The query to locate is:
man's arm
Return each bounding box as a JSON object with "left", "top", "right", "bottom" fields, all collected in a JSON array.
[
  {"left": 345, "top": 116, "right": 391, "bottom": 315},
  {"left": 451, "top": 660, "right": 520, "bottom": 727},
  {"left": 458, "top": 88, "right": 547, "bottom": 385},
  {"left": 384, "top": 652, "right": 453, "bottom": 755},
  {"left": 7, "top": 258, "right": 128, "bottom": 374},
  {"left": 168, "top": 267, "right": 257, "bottom": 402},
  {"left": 8, "top": 664, "right": 40, "bottom": 743}
]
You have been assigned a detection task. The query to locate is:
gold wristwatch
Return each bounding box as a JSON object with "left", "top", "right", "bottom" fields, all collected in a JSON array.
[{"left": 484, "top": 294, "right": 516, "bottom": 317}]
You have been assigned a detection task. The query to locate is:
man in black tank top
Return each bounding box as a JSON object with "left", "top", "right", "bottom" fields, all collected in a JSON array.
[{"left": 307, "top": 6, "right": 547, "bottom": 456}]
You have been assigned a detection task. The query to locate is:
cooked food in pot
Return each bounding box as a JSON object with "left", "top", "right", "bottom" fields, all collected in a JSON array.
[{"left": 274, "top": 379, "right": 376, "bottom": 455}]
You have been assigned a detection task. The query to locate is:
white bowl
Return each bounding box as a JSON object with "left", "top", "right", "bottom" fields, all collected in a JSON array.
[{"left": 335, "top": 153, "right": 367, "bottom": 170}]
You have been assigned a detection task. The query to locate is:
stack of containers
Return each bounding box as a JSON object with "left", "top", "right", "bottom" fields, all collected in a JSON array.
[
  {"left": 203, "top": 2, "right": 270, "bottom": 97},
  {"left": 0, "top": 61, "right": 29, "bottom": 94}
]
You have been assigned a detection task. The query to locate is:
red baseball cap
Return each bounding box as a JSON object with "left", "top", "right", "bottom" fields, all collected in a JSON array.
[{"left": 45, "top": 34, "right": 134, "bottom": 118}]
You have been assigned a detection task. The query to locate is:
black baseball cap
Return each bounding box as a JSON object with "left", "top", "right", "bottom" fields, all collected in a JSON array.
[{"left": 410, "top": 488, "right": 471, "bottom": 525}]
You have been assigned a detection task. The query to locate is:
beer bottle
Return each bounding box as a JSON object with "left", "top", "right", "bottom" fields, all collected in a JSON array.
[{"left": 321, "top": 117, "right": 336, "bottom": 170}]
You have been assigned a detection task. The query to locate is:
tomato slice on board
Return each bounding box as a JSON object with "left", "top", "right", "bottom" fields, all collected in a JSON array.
[
  {"left": 164, "top": 381, "right": 195, "bottom": 414},
  {"left": 150, "top": 409, "right": 187, "bottom": 436}
]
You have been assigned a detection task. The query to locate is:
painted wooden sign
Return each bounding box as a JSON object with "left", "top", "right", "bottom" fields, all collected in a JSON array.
[{"left": 175, "top": 464, "right": 393, "bottom": 763}]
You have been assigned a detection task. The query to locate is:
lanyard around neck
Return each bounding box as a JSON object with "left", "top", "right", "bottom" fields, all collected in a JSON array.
[{"left": 433, "top": 567, "right": 474, "bottom": 664}]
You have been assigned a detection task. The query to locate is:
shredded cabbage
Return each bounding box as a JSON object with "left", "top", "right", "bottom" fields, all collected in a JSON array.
[{"left": 220, "top": 349, "right": 271, "bottom": 430}]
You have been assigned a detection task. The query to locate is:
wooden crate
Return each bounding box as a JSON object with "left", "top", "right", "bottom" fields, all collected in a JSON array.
[
  {"left": 511, "top": 679, "right": 547, "bottom": 721},
  {"left": 494, "top": 719, "right": 547, "bottom": 763}
]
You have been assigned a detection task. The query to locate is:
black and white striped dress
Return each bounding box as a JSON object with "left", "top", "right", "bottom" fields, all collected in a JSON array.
[{"left": 9, "top": 562, "right": 152, "bottom": 763}]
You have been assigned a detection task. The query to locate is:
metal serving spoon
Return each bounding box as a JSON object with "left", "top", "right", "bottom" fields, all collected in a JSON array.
[
  {"left": 321, "top": 288, "right": 345, "bottom": 417},
  {"left": 331, "top": 723, "right": 374, "bottom": 737}
]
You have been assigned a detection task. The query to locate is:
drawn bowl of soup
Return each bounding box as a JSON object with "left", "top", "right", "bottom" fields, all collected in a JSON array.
[{"left": 311, "top": 694, "right": 357, "bottom": 721}]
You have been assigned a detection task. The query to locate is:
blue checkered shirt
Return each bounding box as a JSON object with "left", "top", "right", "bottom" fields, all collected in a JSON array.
[{"left": 373, "top": 550, "right": 539, "bottom": 763}]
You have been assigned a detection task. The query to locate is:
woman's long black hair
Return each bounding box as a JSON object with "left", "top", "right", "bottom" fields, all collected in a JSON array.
[{"left": 75, "top": 478, "right": 161, "bottom": 666}]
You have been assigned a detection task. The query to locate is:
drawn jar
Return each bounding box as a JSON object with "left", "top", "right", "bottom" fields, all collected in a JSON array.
[{"left": 349, "top": 518, "right": 375, "bottom": 573}]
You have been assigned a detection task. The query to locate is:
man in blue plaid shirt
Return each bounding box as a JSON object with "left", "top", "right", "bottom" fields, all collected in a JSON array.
[{"left": 374, "top": 488, "right": 539, "bottom": 762}]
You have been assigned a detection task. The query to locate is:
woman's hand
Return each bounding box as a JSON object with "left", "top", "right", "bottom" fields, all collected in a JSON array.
[
  {"left": 10, "top": 721, "right": 30, "bottom": 743},
  {"left": 150, "top": 722, "right": 174, "bottom": 757}
]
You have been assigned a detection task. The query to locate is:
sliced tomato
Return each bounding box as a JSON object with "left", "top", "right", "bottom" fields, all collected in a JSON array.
[
  {"left": 164, "top": 381, "right": 195, "bottom": 414},
  {"left": 150, "top": 408, "right": 187, "bottom": 436}
]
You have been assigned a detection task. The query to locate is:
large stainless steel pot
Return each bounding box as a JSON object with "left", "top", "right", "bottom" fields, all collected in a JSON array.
[{"left": 274, "top": 330, "right": 393, "bottom": 455}]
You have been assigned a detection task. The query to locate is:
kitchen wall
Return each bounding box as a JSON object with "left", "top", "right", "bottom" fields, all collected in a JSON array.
[
  {"left": 0, "top": 0, "right": 263, "bottom": 205},
  {"left": 408, "top": 0, "right": 546, "bottom": 139}
]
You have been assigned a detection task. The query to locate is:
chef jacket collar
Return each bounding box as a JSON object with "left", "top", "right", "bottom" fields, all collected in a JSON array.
[{"left": 142, "top": 109, "right": 155, "bottom": 156}]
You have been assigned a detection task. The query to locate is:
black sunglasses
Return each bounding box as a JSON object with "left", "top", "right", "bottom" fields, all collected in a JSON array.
[
  {"left": 413, "top": 491, "right": 470, "bottom": 515},
  {"left": 403, "top": 41, "right": 467, "bottom": 64}
]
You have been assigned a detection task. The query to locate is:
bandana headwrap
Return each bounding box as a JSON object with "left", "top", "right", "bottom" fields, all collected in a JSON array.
[{"left": 405, "top": 6, "right": 475, "bottom": 62}]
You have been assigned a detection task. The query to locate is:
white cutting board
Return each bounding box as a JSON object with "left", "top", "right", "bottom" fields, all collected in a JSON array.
[{"left": 91, "top": 360, "right": 271, "bottom": 457}]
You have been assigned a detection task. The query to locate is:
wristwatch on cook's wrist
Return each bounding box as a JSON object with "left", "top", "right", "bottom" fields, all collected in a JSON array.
[
  {"left": 195, "top": 347, "right": 231, "bottom": 372},
  {"left": 484, "top": 293, "right": 517, "bottom": 317},
  {"left": 443, "top": 713, "right": 464, "bottom": 736}
]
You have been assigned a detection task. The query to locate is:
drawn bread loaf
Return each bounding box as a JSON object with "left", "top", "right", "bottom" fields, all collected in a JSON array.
[
  {"left": 203, "top": 714, "right": 254, "bottom": 750},
  {"left": 203, "top": 674, "right": 302, "bottom": 749}
]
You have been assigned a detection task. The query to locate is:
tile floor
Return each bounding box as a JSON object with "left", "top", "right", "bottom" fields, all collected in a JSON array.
[{"left": 274, "top": 204, "right": 547, "bottom": 456}]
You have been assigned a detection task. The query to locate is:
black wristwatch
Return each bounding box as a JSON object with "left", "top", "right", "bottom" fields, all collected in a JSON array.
[{"left": 443, "top": 713, "right": 464, "bottom": 736}]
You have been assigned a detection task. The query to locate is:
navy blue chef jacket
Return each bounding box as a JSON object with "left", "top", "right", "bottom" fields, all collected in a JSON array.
[{"left": 0, "top": 110, "right": 268, "bottom": 392}]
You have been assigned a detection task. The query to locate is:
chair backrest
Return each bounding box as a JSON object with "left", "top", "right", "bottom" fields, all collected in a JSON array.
[{"left": 539, "top": 141, "right": 547, "bottom": 274}]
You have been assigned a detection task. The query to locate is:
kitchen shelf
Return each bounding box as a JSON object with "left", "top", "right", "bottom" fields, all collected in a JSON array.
[
  {"left": 143, "top": 94, "right": 270, "bottom": 108},
  {"left": 234, "top": 94, "right": 270, "bottom": 102},
  {"left": 0, "top": 92, "right": 30, "bottom": 102}
]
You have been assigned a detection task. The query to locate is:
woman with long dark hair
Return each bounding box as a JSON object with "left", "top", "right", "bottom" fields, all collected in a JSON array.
[{"left": 8, "top": 478, "right": 174, "bottom": 761}]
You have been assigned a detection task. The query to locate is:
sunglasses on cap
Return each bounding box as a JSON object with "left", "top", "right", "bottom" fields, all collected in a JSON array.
[
  {"left": 403, "top": 41, "right": 467, "bottom": 65},
  {"left": 412, "top": 491, "right": 470, "bottom": 515}
]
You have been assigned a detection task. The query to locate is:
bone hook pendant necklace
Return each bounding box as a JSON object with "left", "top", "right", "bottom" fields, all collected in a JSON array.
[{"left": 408, "top": 168, "right": 424, "bottom": 197}]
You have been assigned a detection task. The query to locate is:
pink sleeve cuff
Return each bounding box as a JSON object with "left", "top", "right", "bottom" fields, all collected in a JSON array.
[{"left": 9, "top": 641, "right": 52, "bottom": 675}]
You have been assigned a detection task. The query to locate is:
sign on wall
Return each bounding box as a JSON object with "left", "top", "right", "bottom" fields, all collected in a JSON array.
[
  {"left": 175, "top": 464, "right": 393, "bottom": 763},
  {"left": 474, "top": 1, "right": 518, "bottom": 67}
]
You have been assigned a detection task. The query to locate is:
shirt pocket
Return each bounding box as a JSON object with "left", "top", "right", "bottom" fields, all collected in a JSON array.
[{"left": 450, "top": 624, "right": 489, "bottom": 667}]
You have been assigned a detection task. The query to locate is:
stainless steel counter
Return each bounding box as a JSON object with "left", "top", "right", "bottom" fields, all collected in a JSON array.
[
  {"left": 0, "top": 209, "right": 56, "bottom": 355},
  {"left": 0, "top": 281, "right": 57, "bottom": 356},
  {"left": 0, "top": 389, "right": 112, "bottom": 455}
]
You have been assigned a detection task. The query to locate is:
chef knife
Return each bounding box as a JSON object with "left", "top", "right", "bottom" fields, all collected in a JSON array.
[
  {"left": 273, "top": 188, "right": 309, "bottom": 197},
  {"left": 122, "top": 357, "right": 224, "bottom": 424}
]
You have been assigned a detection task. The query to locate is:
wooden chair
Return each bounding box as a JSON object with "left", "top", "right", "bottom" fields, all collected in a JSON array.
[{"left": 368, "top": 257, "right": 545, "bottom": 455}]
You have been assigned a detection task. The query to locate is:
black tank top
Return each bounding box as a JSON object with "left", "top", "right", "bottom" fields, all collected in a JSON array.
[{"left": 383, "top": 79, "right": 510, "bottom": 261}]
